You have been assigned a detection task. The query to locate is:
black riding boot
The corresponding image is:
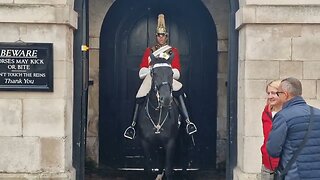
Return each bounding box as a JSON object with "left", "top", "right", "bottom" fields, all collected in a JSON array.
[
  {"left": 124, "top": 103, "right": 140, "bottom": 139},
  {"left": 178, "top": 95, "right": 197, "bottom": 135}
]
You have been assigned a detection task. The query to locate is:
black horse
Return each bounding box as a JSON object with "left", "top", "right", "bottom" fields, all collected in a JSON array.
[{"left": 137, "top": 53, "right": 181, "bottom": 180}]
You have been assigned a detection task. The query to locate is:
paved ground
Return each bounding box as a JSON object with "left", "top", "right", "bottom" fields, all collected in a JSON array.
[{"left": 85, "top": 169, "right": 226, "bottom": 180}]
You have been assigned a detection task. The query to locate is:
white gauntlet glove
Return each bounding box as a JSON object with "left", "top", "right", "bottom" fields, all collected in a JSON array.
[
  {"left": 172, "top": 68, "right": 180, "bottom": 80},
  {"left": 139, "top": 67, "right": 150, "bottom": 79}
]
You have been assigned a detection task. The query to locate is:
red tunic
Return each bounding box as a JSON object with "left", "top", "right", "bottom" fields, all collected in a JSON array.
[
  {"left": 261, "top": 104, "right": 280, "bottom": 170},
  {"left": 139, "top": 47, "right": 181, "bottom": 71}
]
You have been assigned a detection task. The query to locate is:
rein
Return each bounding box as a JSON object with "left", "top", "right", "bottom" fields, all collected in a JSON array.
[
  {"left": 146, "top": 63, "right": 173, "bottom": 134},
  {"left": 145, "top": 97, "right": 169, "bottom": 134}
]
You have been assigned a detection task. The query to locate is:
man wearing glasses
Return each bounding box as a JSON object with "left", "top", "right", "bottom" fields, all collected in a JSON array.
[
  {"left": 124, "top": 14, "right": 197, "bottom": 139},
  {"left": 267, "top": 77, "right": 320, "bottom": 179}
]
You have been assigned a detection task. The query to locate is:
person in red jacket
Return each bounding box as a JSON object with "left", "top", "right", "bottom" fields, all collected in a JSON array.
[
  {"left": 124, "top": 14, "right": 197, "bottom": 140},
  {"left": 260, "top": 80, "right": 282, "bottom": 179}
]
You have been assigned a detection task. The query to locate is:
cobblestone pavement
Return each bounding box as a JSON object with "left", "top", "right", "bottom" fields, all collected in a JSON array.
[{"left": 85, "top": 169, "right": 226, "bottom": 180}]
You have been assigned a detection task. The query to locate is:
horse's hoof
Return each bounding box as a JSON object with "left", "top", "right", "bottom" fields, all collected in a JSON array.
[{"left": 155, "top": 173, "right": 164, "bottom": 180}]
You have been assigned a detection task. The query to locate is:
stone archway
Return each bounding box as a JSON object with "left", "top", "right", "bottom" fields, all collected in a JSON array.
[
  {"left": 99, "top": 0, "right": 218, "bottom": 169},
  {"left": 86, "top": 0, "right": 231, "bottom": 176}
]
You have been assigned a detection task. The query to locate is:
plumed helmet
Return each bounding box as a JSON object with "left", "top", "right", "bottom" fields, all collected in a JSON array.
[{"left": 156, "top": 14, "right": 168, "bottom": 35}]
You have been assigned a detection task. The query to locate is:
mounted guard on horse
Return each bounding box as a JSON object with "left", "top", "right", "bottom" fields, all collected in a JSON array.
[{"left": 124, "top": 14, "right": 197, "bottom": 140}]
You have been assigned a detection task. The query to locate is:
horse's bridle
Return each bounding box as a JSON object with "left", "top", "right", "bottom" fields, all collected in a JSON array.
[
  {"left": 146, "top": 63, "right": 174, "bottom": 133},
  {"left": 145, "top": 97, "right": 170, "bottom": 134},
  {"left": 150, "top": 64, "right": 173, "bottom": 109},
  {"left": 153, "top": 81, "right": 173, "bottom": 107}
]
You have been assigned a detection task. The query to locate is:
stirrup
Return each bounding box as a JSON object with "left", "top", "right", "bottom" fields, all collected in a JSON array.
[
  {"left": 124, "top": 126, "right": 136, "bottom": 139},
  {"left": 186, "top": 122, "right": 197, "bottom": 135}
]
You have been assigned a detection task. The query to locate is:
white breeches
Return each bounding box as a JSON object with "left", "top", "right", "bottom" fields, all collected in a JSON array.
[{"left": 136, "top": 74, "right": 183, "bottom": 98}]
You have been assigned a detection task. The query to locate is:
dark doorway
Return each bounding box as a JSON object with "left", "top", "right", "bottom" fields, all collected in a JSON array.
[{"left": 99, "top": 0, "right": 218, "bottom": 170}]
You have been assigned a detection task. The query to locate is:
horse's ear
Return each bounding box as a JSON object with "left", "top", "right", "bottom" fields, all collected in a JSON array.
[
  {"left": 150, "top": 53, "right": 157, "bottom": 66},
  {"left": 167, "top": 53, "right": 174, "bottom": 63}
]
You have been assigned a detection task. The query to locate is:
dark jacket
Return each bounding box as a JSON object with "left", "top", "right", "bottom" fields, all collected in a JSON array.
[{"left": 267, "top": 96, "right": 320, "bottom": 180}]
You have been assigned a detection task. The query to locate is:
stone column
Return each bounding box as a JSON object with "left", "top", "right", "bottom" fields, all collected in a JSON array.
[
  {"left": 0, "top": 1, "right": 77, "bottom": 179},
  {"left": 234, "top": 1, "right": 320, "bottom": 179}
]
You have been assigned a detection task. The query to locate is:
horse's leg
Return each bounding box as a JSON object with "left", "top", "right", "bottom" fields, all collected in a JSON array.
[
  {"left": 155, "top": 171, "right": 164, "bottom": 180},
  {"left": 141, "top": 139, "right": 154, "bottom": 178},
  {"left": 164, "top": 139, "right": 177, "bottom": 180},
  {"left": 155, "top": 147, "right": 165, "bottom": 180}
]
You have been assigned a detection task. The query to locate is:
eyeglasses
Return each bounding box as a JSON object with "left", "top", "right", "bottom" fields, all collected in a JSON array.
[{"left": 276, "top": 91, "right": 285, "bottom": 96}]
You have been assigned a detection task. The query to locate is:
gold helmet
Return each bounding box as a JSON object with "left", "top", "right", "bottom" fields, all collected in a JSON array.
[{"left": 156, "top": 14, "right": 168, "bottom": 35}]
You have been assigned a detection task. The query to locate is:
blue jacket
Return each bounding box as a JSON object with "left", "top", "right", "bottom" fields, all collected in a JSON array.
[{"left": 267, "top": 96, "right": 320, "bottom": 180}]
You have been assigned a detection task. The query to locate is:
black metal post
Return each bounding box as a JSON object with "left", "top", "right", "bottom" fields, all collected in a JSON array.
[
  {"left": 73, "top": 0, "right": 89, "bottom": 179},
  {"left": 226, "top": 0, "right": 239, "bottom": 180}
]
